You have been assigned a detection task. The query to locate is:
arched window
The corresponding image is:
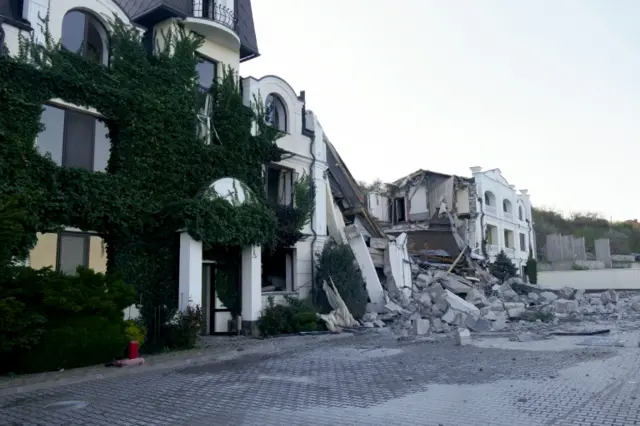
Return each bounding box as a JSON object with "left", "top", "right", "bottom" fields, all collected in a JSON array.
[
  {"left": 518, "top": 205, "right": 524, "bottom": 221},
  {"left": 265, "top": 94, "right": 287, "bottom": 132},
  {"left": 503, "top": 199, "right": 512, "bottom": 213},
  {"left": 484, "top": 191, "right": 496, "bottom": 206},
  {"left": 61, "top": 10, "right": 108, "bottom": 64}
]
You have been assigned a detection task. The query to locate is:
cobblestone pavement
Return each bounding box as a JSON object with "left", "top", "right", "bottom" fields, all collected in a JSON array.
[{"left": 2, "top": 332, "right": 640, "bottom": 426}]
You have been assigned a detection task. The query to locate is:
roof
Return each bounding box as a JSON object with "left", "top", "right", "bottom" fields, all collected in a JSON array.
[{"left": 325, "top": 137, "right": 385, "bottom": 238}]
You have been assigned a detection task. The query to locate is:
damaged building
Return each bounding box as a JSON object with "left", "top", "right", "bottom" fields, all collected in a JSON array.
[{"left": 366, "top": 169, "right": 478, "bottom": 265}]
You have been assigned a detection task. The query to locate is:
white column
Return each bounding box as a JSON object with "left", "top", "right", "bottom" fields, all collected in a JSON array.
[
  {"left": 241, "top": 245, "right": 261, "bottom": 321},
  {"left": 344, "top": 224, "right": 384, "bottom": 305},
  {"left": 178, "top": 232, "right": 202, "bottom": 310}
]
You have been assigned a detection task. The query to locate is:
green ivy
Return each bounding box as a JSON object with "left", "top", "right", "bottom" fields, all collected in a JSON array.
[{"left": 0, "top": 13, "right": 308, "bottom": 332}]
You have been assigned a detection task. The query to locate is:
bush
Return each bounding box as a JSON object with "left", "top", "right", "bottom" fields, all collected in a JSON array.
[
  {"left": 125, "top": 320, "right": 146, "bottom": 346},
  {"left": 489, "top": 250, "right": 518, "bottom": 282},
  {"left": 257, "top": 296, "right": 322, "bottom": 336},
  {"left": 163, "top": 304, "right": 203, "bottom": 350},
  {"left": 0, "top": 265, "right": 136, "bottom": 373},
  {"left": 314, "top": 241, "right": 368, "bottom": 319}
]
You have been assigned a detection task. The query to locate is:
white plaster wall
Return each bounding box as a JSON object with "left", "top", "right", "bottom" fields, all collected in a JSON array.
[
  {"left": 408, "top": 185, "right": 428, "bottom": 216},
  {"left": 538, "top": 269, "right": 640, "bottom": 291},
  {"left": 368, "top": 192, "right": 389, "bottom": 222},
  {"left": 472, "top": 167, "right": 534, "bottom": 266}
]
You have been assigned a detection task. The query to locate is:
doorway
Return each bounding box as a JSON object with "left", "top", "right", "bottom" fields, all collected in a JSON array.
[{"left": 202, "top": 247, "right": 241, "bottom": 335}]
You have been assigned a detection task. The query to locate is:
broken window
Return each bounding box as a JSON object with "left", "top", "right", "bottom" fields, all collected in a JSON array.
[
  {"left": 519, "top": 233, "right": 526, "bottom": 251},
  {"left": 261, "top": 247, "right": 295, "bottom": 292},
  {"left": 394, "top": 197, "right": 406, "bottom": 222},
  {"left": 265, "top": 93, "right": 287, "bottom": 132},
  {"left": 266, "top": 165, "right": 295, "bottom": 206}
]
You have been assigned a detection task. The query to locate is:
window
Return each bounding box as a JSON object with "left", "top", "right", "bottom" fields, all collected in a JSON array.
[
  {"left": 503, "top": 199, "right": 512, "bottom": 213},
  {"left": 519, "top": 233, "right": 526, "bottom": 251},
  {"left": 504, "top": 229, "right": 514, "bottom": 248},
  {"left": 57, "top": 233, "right": 89, "bottom": 275},
  {"left": 61, "top": 10, "right": 108, "bottom": 64},
  {"left": 261, "top": 247, "right": 295, "bottom": 292},
  {"left": 518, "top": 205, "right": 524, "bottom": 221},
  {"left": 486, "top": 225, "right": 498, "bottom": 245},
  {"left": 196, "top": 56, "right": 217, "bottom": 145},
  {"left": 484, "top": 191, "right": 495, "bottom": 206},
  {"left": 196, "top": 56, "right": 217, "bottom": 91},
  {"left": 265, "top": 94, "right": 287, "bottom": 132},
  {"left": 266, "top": 165, "right": 295, "bottom": 206},
  {"left": 394, "top": 197, "right": 406, "bottom": 222},
  {"left": 37, "top": 105, "right": 111, "bottom": 172}
]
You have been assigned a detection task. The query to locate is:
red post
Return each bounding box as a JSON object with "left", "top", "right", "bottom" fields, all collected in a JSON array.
[{"left": 128, "top": 341, "right": 139, "bottom": 359}]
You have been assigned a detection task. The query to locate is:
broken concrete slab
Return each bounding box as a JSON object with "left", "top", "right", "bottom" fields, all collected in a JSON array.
[
  {"left": 439, "top": 272, "right": 473, "bottom": 294},
  {"left": 539, "top": 291, "right": 558, "bottom": 303},
  {"left": 554, "top": 299, "right": 579, "bottom": 314},
  {"left": 465, "top": 316, "right": 491, "bottom": 332},
  {"left": 466, "top": 288, "right": 489, "bottom": 308},
  {"left": 558, "top": 286, "right": 576, "bottom": 300},
  {"left": 455, "top": 328, "right": 471, "bottom": 345},
  {"left": 370, "top": 237, "right": 388, "bottom": 250},
  {"left": 345, "top": 224, "right": 385, "bottom": 305},
  {"left": 414, "top": 318, "right": 430, "bottom": 335},
  {"left": 601, "top": 289, "right": 619, "bottom": 304}
]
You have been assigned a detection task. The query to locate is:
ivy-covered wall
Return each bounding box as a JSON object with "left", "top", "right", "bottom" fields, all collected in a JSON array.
[{"left": 0, "top": 17, "right": 309, "bottom": 328}]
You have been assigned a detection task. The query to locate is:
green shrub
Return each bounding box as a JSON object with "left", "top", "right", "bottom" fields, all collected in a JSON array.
[
  {"left": 314, "top": 241, "right": 368, "bottom": 319},
  {"left": 257, "top": 296, "right": 322, "bottom": 336},
  {"left": 162, "top": 304, "right": 203, "bottom": 350},
  {"left": 489, "top": 250, "right": 518, "bottom": 282},
  {"left": 0, "top": 265, "right": 136, "bottom": 373},
  {"left": 125, "top": 320, "right": 146, "bottom": 346},
  {"left": 17, "top": 317, "right": 128, "bottom": 373}
]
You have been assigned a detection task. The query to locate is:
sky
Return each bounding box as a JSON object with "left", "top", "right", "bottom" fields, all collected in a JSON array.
[{"left": 240, "top": 0, "right": 640, "bottom": 221}]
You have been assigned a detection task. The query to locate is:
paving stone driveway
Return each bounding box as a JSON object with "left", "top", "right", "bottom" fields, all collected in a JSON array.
[{"left": 1, "top": 333, "right": 639, "bottom": 426}]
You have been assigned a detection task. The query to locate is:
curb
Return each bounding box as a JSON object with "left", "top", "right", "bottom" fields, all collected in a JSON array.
[{"left": 0, "top": 332, "right": 353, "bottom": 397}]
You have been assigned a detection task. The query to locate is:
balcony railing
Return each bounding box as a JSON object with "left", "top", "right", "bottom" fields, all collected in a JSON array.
[
  {"left": 503, "top": 212, "right": 513, "bottom": 222},
  {"left": 192, "top": 1, "right": 237, "bottom": 32}
]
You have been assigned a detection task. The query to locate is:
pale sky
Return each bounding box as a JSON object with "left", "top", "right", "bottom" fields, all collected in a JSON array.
[{"left": 240, "top": 0, "right": 640, "bottom": 221}]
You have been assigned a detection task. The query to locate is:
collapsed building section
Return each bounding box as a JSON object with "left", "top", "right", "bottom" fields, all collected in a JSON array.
[{"left": 366, "top": 169, "right": 481, "bottom": 273}]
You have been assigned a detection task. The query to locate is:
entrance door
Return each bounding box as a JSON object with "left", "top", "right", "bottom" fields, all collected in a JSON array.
[{"left": 204, "top": 263, "right": 240, "bottom": 334}]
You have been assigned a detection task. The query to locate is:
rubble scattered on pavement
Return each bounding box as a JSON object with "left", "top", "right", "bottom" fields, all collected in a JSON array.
[{"left": 356, "top": 255, "right": 640, "bottom": 341}]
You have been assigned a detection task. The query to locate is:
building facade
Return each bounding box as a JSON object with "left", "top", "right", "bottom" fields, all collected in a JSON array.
[
  {"left": 470, "top": 166, "right": 535, "bottom": 272},
  {"left": 1, "top": 0, "right": 329, "bottom": 335}
]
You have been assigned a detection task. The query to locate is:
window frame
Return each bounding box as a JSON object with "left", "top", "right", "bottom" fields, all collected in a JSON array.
[
  {"left": 61, "top": 9, "right": 109, "bottom": 65},
  {"left": 56, "top": 232, "right": 90, "bottom": 274},
  {"left": 265, "top": 164, "right": 295, "bottom": 206},
  {"left": 265, "top": 93, "right": 288, "bottom": 133},
  {"left": 38, "top": 102, "right": 111, "bottom": 172},
  {"left": 519, "top": 233, "right": 526, "bottom": 251},
  {"left": 195, "top": 53, "right": 218, "bottom": 93}
]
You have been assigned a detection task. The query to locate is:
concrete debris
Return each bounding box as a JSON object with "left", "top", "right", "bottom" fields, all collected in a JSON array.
[
  {"left": 454, "top": 328, "right": 471, "bottom": 345},
  {"left": 358, "top": 249, "right": 640, "bottom": 341}
]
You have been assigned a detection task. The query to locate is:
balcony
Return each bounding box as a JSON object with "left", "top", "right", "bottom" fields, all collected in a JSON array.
[
  {"left": 184, "top": 1, "right": 241, "bottom": 52},
  {"left": 485, "top": 205, "right": 497, "bottom": 217},
  {"left": 503, "top": 212, "right": 513, "bottom": 222}
]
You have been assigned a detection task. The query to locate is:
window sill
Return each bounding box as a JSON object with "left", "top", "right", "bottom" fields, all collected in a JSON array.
[{"left": 262, "top": 290, "right": 297, "bottom": 296}]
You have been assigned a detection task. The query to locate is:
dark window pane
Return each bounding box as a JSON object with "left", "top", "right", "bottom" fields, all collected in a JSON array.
[
  {"left": 267, "top": 168, "right": 280, "bottom": 204},
  {"left": 61, "top": 11, "right": 86, "bottom": 54},
  {"left": 86, "top": 16, "right": 104, "bottom": 63},
  {"left": 196, "top": 58, "right": 216, "bottom": 90},
  {"left": 58, "top": 234, "right": 87, "bottom": 275},
  {"left": 38, "top": 105, "right": 65, "bottom": 165},
  {"left": 93, "top": 120, "right": 111, "bottom": 172},
  {"left": 63, "top": 110, "right": 95, "bottom": 170}
]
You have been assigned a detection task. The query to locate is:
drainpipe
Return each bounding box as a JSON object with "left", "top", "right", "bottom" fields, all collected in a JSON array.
[{"left": 302, "top": 93, "right": 318, "bottom": 303}]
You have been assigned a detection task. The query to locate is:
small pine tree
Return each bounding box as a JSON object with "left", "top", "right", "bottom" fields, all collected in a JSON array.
[
  {"left": 489, "top": 250, "right": 518, "bottom": 282},
  {"left": 525, "top": 247, "right": 538, "bottom": 284}
]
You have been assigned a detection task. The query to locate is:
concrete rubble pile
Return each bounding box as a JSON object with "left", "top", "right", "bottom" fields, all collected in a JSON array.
[{"left": 360, "top": 263, "right": 640, "bottom": 338}]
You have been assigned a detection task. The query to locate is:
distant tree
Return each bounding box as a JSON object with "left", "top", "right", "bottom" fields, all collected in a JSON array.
[
  {"left": 357, "top": 179, "right": 386, "bottom": 196},
  {"left": 489, "top": 250, "right": 518, "bottom": 282},
  {"left": 525, "top": 247, "right": 537, "bottom": 284}
]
